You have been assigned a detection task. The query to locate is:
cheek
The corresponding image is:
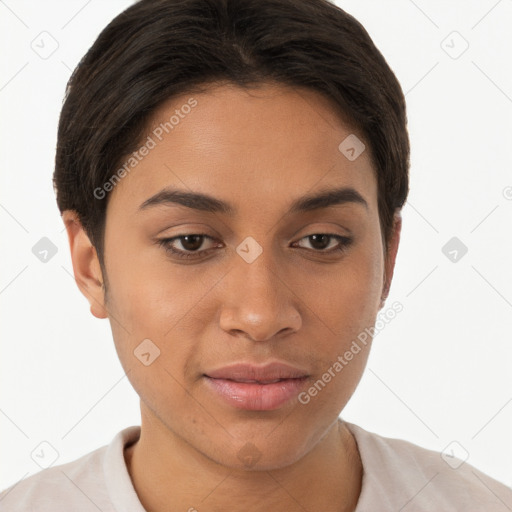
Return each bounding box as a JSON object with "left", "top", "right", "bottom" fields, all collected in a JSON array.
[
  {"left": 104, "top": 245, "right": 213, "bottom": 378},
  {"left": 297, "top": 253, "right": 382, "bottom": 417},
  {"left": 104, "top": 238, "right": 186, "bottom": 333},
  {"left": 303, "top": 235, "right": 384, "bottom": 388},
  {"left": 343, "top": 228, "right": 384, "bottom": 315},
  {"left": 299, "top": 239, "right": 383, "bottom": 335}
]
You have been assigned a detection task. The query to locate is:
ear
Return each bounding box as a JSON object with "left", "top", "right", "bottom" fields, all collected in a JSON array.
[
  {"left": 62, "top": 210, "right": 108, "bottom": 319},
  {"left": 379, "top": 211, "right": 402, "bottom": 309}
]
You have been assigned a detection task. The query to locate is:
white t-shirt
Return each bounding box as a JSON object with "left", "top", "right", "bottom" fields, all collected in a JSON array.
[{"left": 1, "top": 421, "right": 511, "bottom": 511}]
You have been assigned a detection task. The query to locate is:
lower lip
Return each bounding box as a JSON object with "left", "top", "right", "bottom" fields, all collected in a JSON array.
[{"left": 204, "top": 376, "right": 308, "bottom": 411}]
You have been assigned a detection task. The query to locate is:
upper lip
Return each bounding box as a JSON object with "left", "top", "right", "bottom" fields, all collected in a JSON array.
[{"left": 205, "top": 362, "right": 309, "bottom": 383}]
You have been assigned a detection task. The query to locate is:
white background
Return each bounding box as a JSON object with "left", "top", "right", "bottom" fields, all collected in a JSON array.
[{"left": 1, "top": 0, "right": 511, "bottom": 494}]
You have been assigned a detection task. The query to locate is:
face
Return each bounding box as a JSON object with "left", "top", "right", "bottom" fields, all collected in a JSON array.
[{"left": 70, "top": 82, "right": 400, "bottom": 470}]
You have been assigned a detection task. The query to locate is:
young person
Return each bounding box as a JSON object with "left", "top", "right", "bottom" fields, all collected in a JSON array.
[{"left": 2, "top": 0, "right": 511, "bottom": 510}]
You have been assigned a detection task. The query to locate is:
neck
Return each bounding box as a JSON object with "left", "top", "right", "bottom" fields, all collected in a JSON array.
[{"left": 124, "top": 414, "right": 362, "bottom": 512}]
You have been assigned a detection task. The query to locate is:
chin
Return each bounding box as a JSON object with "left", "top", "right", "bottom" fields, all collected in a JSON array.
[{"left": 202, "top": 425, "right": 317, "bottom": 472}]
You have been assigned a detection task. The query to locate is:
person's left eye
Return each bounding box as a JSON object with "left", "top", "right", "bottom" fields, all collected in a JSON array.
[
  {"left": 293, "top": 233, "right": 353, "bottom": 254},
  {"left": 157, "top": 233, "right": 354, "bottom": 261}
]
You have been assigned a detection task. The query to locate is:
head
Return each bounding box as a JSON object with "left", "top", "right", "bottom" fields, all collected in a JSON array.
[{"left": 55, "top": 0, "right": 409, "bottom": 470}]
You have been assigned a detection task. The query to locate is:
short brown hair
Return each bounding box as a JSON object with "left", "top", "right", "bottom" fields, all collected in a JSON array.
[{"left": 54, "top": 0, "right": 410, "bottom": 269}]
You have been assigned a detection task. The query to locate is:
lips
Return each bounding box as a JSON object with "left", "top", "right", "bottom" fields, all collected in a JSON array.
[
  {"left": 222, "top": 378, "right": 285, "bottom": 384},
  {"left": 205, "top": 362, "right": 309, "bottom": 382},
  {"left": 204, "top": 362, "right": 309, "bottom": 410}
]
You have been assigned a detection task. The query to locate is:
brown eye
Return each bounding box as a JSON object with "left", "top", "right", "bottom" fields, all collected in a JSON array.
[
  {"left": 158, "top": 234, "right": 218, "bottom": 260},
  {"left": 176, "top": 235, "right": 205, "bottom": 251},
  {"left": 295, "top": 234, "right": 353, "bottom": 254}
]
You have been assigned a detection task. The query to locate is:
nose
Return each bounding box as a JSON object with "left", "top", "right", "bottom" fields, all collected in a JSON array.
[{"left": 218, "top": 245, "right": 302, "bottom": 342}]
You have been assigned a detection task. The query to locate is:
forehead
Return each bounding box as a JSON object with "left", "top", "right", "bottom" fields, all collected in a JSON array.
[{"left": 107, "top": 83, "right": 377, "bottom": 218}]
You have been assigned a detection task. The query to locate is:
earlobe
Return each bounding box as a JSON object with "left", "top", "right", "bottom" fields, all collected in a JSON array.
[
  {"left": 380, "top": 212, "right": 402, "bottom": 309},
  {"left": 62, "top": 210, "right": 108, "bottom": 319}
]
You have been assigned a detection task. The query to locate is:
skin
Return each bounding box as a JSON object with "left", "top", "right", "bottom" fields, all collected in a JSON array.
[{"left": 64, "top": 82, "right": 401, "bottom": 512}]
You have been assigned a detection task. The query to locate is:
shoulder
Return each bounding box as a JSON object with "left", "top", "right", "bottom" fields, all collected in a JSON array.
[
  {"left": 344, "top": 420, "right": 512, "bottom": 512},
  {"left": 0, "top": 445, "right": 109, "bottom": 511},
  {"left": 0, "top": 426, "right": 141, "bottom": 511}
]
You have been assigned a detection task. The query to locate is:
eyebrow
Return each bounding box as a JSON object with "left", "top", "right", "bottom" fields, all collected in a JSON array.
[{"left": 138, "top": 185, "right": 368, "bottom": 215}]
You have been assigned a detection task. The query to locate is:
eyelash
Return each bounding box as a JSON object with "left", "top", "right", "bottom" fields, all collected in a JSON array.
[{"left": 157, "top": 233, "right": 353, "bottom": 260}]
